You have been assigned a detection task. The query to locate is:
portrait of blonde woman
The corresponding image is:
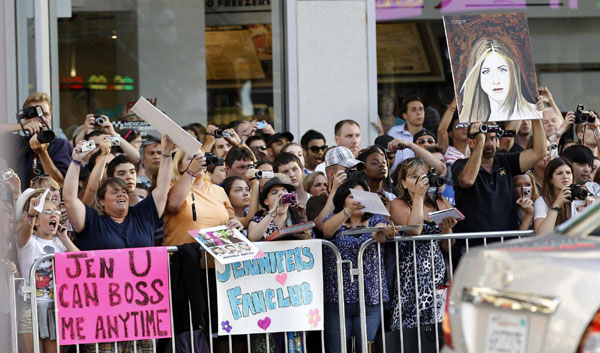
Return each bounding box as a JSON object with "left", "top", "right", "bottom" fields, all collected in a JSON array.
[{"left": 459, "top": 37, "right": 542, "bottom": 123}]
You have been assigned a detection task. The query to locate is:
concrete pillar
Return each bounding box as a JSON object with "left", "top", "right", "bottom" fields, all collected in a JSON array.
[
  {"left": 285, "top": 0, "right": 378, "bottom": 147},
  {"left": 0, "top": 0, "right": 18, "bottom": 125}
]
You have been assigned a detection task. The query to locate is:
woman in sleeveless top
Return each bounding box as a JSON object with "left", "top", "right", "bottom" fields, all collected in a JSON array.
[{"left": 388, "top": 158, "right": 458, "bottom": 352}]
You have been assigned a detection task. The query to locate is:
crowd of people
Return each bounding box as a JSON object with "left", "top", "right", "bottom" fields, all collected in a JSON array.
[{"left": 1, "top": 88, "right": 599, "bottom": 353}]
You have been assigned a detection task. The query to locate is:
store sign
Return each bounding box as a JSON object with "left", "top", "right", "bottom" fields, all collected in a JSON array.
[{"left": 205, "top": 0, "right": 271, "bottom": 13}]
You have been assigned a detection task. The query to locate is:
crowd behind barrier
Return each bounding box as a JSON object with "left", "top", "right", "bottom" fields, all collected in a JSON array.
[{"left": 1, "top": 87, "right": 599, "bottom": 353}]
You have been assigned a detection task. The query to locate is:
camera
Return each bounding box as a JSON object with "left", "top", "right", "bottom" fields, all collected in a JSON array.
[
  {"left": 569, "top": 184, "right": 589, "bottom": 200},
  {"left": 81, "top": 140, "right": 96, "bottom": 153},
  {"left": 94, "top": 115, "right": 106, "bottom": 126},
  {"left": 257, "top": 121, "right": 267, "bottom": 129},
  {"left": 426, "top": 167, "right": 445, "bottom": 187},
  {"left": 18, "top": 105, "right": 44, "bottom": 120},
  {"left": 281, "top": 193, "right": 298, "bottom": 207},
  {"left": 574, "top": 104, "right": 595, "bottom": 124},
  {"left": 106, "top": 136, "right": 120, "bottom": 146},
  {"left": 254, "top": 170, "right": 274, "bottom": 179},
  {"left": 1, "top": 171, "right": 12, "bottom": 181},
  {"left": 522, "top": 186, "right": 532, "bottom": 198},
  {"left": 214, "top": 129, "right": 231, "bottom": 138},
  {"left": 17, "top": 105, "right": 55, "bottom": 143},
  {"left": 465, "top": 123, "right": 506, "bottom": 139},
  {"left": 204, "top": 152, "right": 224, "bottom": 167},
  {"left": 548, "top": 142, "right": 559, "bottom": 159}
]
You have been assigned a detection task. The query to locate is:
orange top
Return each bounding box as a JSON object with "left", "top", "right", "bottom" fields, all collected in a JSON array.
[{"left": 163, "top": 183, "right": 234, "bottom": 246}]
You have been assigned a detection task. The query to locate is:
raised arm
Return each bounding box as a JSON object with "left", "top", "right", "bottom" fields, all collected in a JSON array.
[
  {"left": 151, "top": 134, "right": 174, "bottom": 217},
  {"left": 63, "top": 142, "right": 91, "bottom": 233},
  {"left": 100, "top": 115, "right": 140, "bottom": 163},
  {"left": 499, "top": 120, "right": 521, "bottom": 151},
  {"left": 236, "top": 169, "right": 261, "bottom": 227},
  {"left": 17, "top": 195, "right": 41, "bottom": 248},
  {"left": 202, "top": 125, "right": 217, "bottom": 153},
  {"left": 519, "top": 119, "right": 547, "bottom": 172},
  {"left": 313, "top": 171, "right": 347, "bottom": 232},
  {"left": 165, "top": 153, "right": 205, "bottom": 214},
  {"left": 457, "top": 127, "right": 484, "bottom": 189},
  {"left": 81, "top": 138, "right": 112, "bottom": 206},
  {"left": 29, "top": 134, "right": 65, "bottom": 185},
  {"left": 437, "top": 97, "right": 456, "bottom": 153}
]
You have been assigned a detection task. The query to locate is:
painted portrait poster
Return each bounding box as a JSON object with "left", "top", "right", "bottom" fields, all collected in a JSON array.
[
  {"left": 444, "top": 13, "right": 542, "bottom": 123},
  {"left": 189, "top": 226, "right": 265, "bottom": 265}
]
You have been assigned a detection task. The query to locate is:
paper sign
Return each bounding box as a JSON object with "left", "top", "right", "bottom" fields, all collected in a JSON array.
[
  {"left": 189, "top": 226, "right": 265, "bottom": 265},
  {"left": 34, "top": 188, "right": 50, "bottom": 213},
  {"left": 428, "top": 208, "right": 465, "bottom": 225},
  {"left": 130, "top": 97, "right": 202, "bottom": 156},
  {"left": 215, "top": 240, "right": 324, "bottom": 335},
  {"left": 350, "top": 189, "right": 390, "bottom": 216},
  {"left": 54, "top": 247, "right": 172, "bottom": 345}
]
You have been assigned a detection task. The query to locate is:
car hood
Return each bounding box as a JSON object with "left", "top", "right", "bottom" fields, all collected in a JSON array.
[{"left": 452, "top": 234, "right": 600, "bottom": 352}]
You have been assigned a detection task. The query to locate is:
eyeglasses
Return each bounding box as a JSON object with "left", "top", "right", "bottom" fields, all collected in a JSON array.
[
  {"left": 416, "top": 138, "right": 435, "bottom": 145},
  {"left": 255, "top": 145, "right": 268, "bottom": 150},
  {"left": 309, "top": 145, "right": 328, "bottom": 153},
  {"left": 41, "top": 210, "right": 61, "bottom": 216}
]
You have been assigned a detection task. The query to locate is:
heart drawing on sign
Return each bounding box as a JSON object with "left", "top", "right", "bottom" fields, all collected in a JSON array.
[
  {"left": 275, "top": 273, "right": 287, "bottom": 285},
  {"left": 257, "top": 317, "right": 271, "bottom": 331}
]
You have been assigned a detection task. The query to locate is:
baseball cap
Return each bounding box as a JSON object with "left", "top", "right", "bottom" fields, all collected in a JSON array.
[
  {"left": 413, "top": 129, "right": 436, "bottom": 143},
  {"left": 325, "top": 146, "right": 364, "bottom": 168},
  {"left": 268, "top": 132, "right": 294, "bottom": 146}
]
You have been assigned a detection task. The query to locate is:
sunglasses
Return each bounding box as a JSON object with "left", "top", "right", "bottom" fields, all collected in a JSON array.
[
  {"left": 309, "top": 145, "right": 328, "bottom": 153},
  {"left": 41, "top": 210, "right": 61, "bottom": 216},
  {"left": 255, "top": 145, "right": 268, "bottom": 150},
  {"left": 416, "top": 138, "right": 435, "bottom": 144}
]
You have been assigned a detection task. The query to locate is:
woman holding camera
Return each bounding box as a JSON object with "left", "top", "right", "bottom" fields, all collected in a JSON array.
[
  {"left": 388, "top": 158, "right": 457, "bottom": 352},
  {"left": 247, "top": 174, "right": 309, "bottom": 241},
  {"left": 533, "top": 157, "right": 594, "bottom": 234},
  {"left": 163, "top": 147, "right": 242, "bottom": 246}
]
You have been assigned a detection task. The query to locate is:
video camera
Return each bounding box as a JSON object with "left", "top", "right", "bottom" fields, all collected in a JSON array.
[
  {"left": 574, "top": 104, "right": 595, "bottom": 124},
  {"left": 457, "top": 123, "right": 515, "bottom": 139},
  {"left": 17, "top": 105, "right": 55, "bottom": 144},
  {"left": 252, "top": 170, "right": 274, "bottom": 179}
]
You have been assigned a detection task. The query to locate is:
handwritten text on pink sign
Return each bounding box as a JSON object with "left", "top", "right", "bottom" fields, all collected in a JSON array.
[{"left": 54, "top": 247, "right": 171, "bottom": 345}]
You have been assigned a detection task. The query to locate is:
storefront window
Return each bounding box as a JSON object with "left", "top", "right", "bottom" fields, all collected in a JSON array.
[{"left": 55, "top": 1, "right": 278, "bottom": 140}]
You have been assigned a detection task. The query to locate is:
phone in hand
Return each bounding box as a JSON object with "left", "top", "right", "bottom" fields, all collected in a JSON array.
[{"left": 257, "top": 121, "right": 267, "bottom": 129}]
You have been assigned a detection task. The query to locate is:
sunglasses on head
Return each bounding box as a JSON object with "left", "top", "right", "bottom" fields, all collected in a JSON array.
[
  {"left": 417, "top": 138, "right": 435, "bottom": 144},
  {"left": 309, "top": 145, "right": 328, "bottom": 153}
]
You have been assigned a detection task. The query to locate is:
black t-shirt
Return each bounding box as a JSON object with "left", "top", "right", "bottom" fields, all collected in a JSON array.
[
  {"left": 5, "top": 134, "right": 73, "bottom": 191},
  {"left": 74, "top": 193, "right": 160, "bottom": 250},
  {"left": 452, "top": 153, "right": 522, "bottom": 235}
]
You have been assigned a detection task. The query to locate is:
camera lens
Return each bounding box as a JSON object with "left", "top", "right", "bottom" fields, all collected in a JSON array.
[
  {"left": 37, "top": 129, "right": 55, "bottom": 144},
  {"left": 95, "top": 116, "right": 105, "bottom": 126}
]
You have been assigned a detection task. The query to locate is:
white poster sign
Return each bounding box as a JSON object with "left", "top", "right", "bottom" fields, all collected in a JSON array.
[
  {"left": 130, "top": 97, "right": 203, "bottom": 156},
  {"left": 215, "top": 240, "right": 324, "bottom": 335}
]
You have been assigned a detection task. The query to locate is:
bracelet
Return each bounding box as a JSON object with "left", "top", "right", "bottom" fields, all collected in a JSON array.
[
  {"left": 71, "top": 159, "right": 84, "bottom": 167},
  {"left": 185, "top": 169, "right": 198, "bottom": 178},
  {"left": 549, "top": 206, "right": 560, "bottom": 213},
  {"left": 342, "top": 208, "right": 350, "bottom": 218},
  {"left": 249, "top": 177, "right": 258, "bottom": 181},
  {"left": 594, "top": 129, "right": 600, "bottom": 140}
]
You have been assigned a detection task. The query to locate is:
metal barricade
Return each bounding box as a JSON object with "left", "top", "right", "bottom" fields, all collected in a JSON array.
[
  {"left": 10, "top": 240, "right": 348, "bottom": 353},
  {"left": 355, "top": 230, "right": 535, "bottom": 353}
]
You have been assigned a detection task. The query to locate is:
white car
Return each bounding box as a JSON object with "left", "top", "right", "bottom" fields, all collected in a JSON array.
[{"left": 441, "top": 209, "right": 600, "bottom": 353}]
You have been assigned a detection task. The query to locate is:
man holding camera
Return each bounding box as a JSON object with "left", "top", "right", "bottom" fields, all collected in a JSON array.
[
  {"left": 452, "top": 118, "right": 546, "bottom": 239},
  {"left": 0, "top": 92, "right": 72, "bottom": 190}
]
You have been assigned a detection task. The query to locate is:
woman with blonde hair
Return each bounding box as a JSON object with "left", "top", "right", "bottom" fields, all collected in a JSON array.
[
  {"left": 162, "top": 147, "right": 242, "bottom": 246},
  {"left": 460, "top": 37, "right": 541, "bottom": 122}
]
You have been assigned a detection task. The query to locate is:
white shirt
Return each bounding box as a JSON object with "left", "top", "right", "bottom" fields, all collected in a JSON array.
[
  {"left": 17, "top": 235, "right": 66, "bottom": 301},
  {"left": 388, "top": 124, "right": 415, "bottom": 171}
]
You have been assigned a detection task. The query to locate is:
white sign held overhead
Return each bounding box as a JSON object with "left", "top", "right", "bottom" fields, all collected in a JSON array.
[
  {"left": 349, "top": 189, "right": 390, "bottom": 216},
  {"left": 130, "top": 97, "right": 203, "bottom": 156}
]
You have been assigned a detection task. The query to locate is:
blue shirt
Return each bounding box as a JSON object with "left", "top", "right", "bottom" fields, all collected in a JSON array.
[
  {"left": 387, "top": 124, "right": 415, "bottom": 172},
  {"left": 74, "top": 193, "right": 160, "bottom": 250},
  {"left": 322, "top": 214, "right": 389, "bottom": 304}
]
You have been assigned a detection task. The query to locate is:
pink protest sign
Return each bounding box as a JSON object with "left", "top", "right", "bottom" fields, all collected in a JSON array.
[{"left": 54, "top": 247, "right": 171, "bottom": 345}]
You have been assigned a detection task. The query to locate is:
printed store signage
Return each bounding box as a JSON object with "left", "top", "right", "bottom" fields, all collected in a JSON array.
[
  {"left": 54, "top": 247, "right": 171, "bottom": 345},
  {"left": 215, "top": 240, "right": 324, "bottom": 335}
]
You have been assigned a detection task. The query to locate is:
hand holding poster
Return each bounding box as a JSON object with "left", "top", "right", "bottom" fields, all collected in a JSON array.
[
  {"left": 443, "top": 13, "right": 542, "bottom": 123},
  {"left": 54, "top": 247, "right": 171, "bottom": 345},
  {"left": 215, "top": 240, "right": 324, "bottom": 335},
  {"left": 189, "top": 226, "right": 265, "bottom": 265}
]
